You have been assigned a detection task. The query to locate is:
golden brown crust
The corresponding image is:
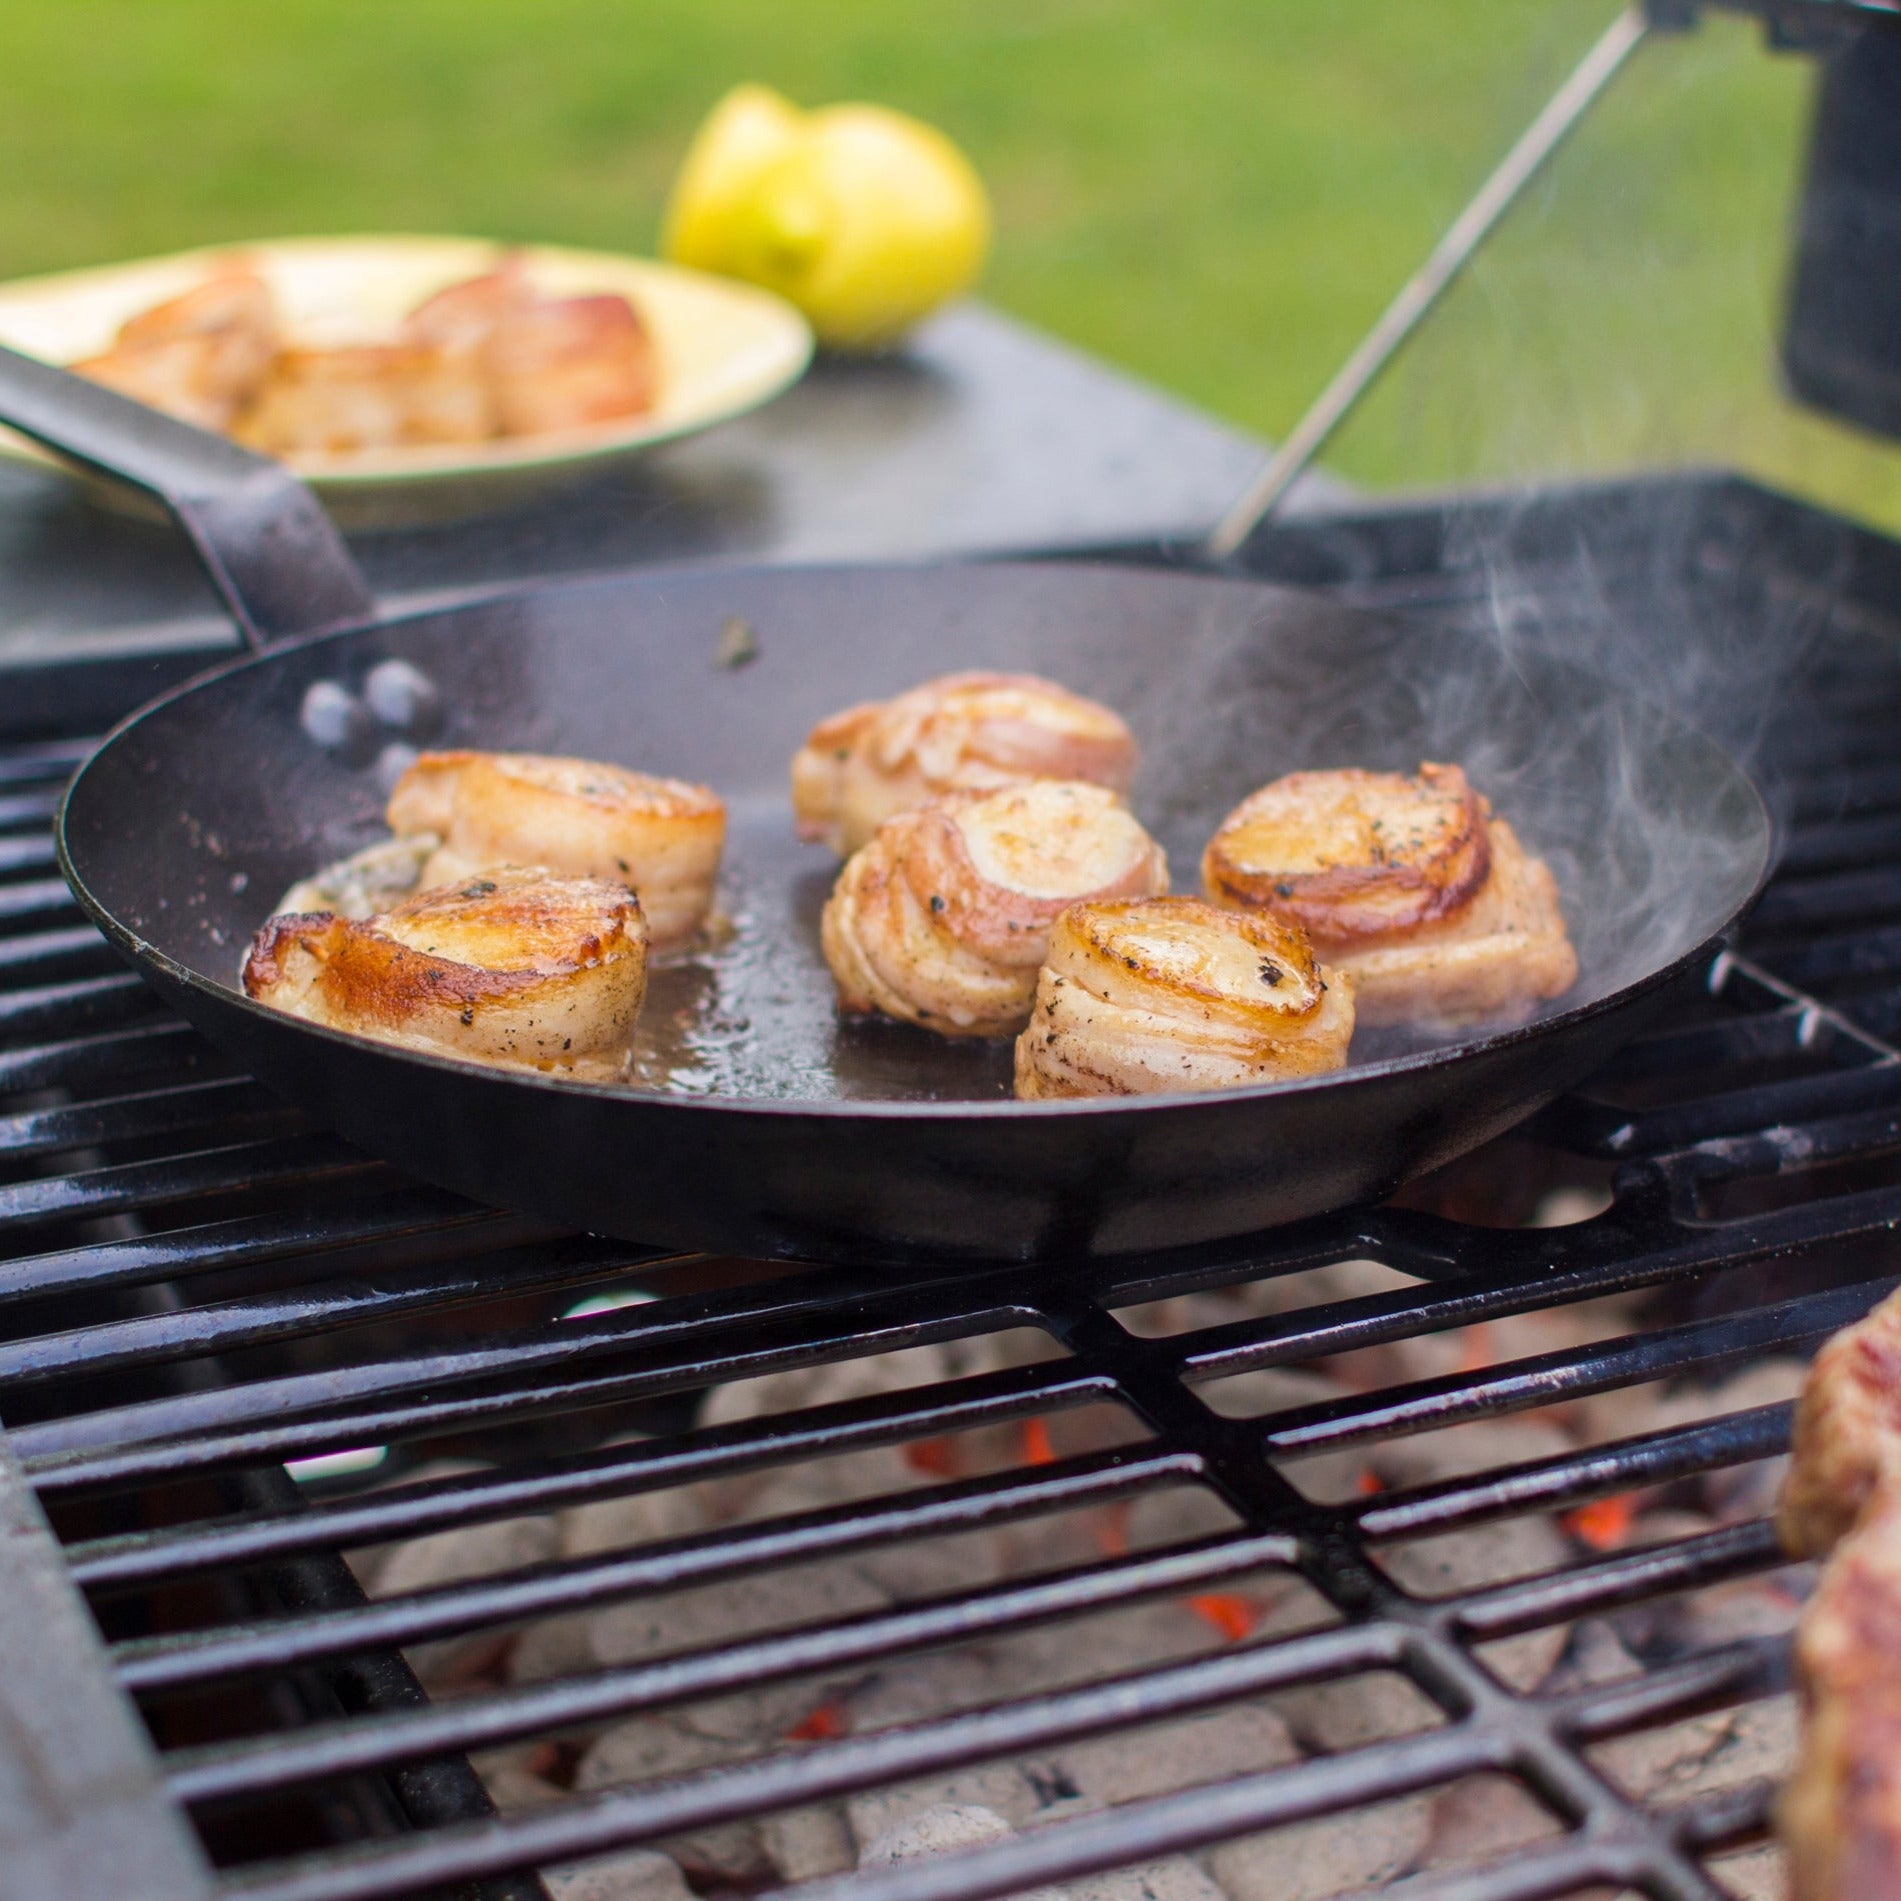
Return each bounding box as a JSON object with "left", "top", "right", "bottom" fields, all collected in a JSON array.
[
  {"left": 821, "top": 781, "right": 1167, "bottom": 1037},
  {"left": 243, "top": 911, "right": 349, "bottom": 1000},
  {"left": 1012, "top": 896, "right": 1355, "bottom": 1098},
  {"left": 242, "top": 867, "right": 648, "bottom": 1072},
  {"left": 791, "top": 672, "right": 1139, "bottom": 857},
  {"left": 1202, "top": 763, "right": 1492, "bottom": 943},
  {"left": 387, "top": 751, "right": 725, "bottom": 952},
  {"left": 1202, "top": 766, "right": 1575, "bottom": 1029}
]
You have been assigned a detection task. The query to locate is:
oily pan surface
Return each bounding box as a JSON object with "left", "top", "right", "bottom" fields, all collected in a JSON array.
[{"left": 63, "top": 561, "right": 1767, "bottom": 1105}]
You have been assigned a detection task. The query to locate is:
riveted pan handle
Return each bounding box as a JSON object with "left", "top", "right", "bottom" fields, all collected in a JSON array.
[{"left": 0, "top": 342, "right": 375, "bottom": 651}]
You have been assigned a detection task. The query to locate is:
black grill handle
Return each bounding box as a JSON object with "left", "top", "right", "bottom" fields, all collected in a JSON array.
[{"left": 0, "top": 342, "right": 376, "bottom": 652}]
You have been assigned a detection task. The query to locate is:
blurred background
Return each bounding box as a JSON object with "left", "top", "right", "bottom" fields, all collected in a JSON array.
[{"left": 5, "top": 1, "right": 1894, "bottom": 527}]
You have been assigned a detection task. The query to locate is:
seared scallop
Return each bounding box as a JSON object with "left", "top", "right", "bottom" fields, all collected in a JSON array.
[
  {"left": 73, "top": 266, "right": 278, "bottom": 432},
  {"left": 403, "top": 260, "right": 532, "bottom": 354},
  {"left": 1014, "top": 897, "right": 1354, "bottom": 1098},
  {"left": 822, "top": 779, "right": 1168, "bottom": 1037},
  {"left": 793, "top": 671, "right": 1139, "bottom": 857},
  {"left": 387, "top": 751, "right": 725, "bottom": 951},
  {"left": 243, "top": 866, "right": 647, "bottom": 1075},
  {"left": 405, "top": 265, "right": 656, "bottom": 433},
  {"left": 484, "top": 294, "right": 657, "bottom": 434},
  {"left": 234, "top": 341, "right": 495, "bottom": 454},
  {"left": 1201, "top": 763, "right": 1576, "bottom": 1029}
]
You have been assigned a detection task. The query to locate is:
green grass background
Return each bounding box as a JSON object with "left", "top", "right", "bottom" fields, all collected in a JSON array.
[{"left": 7, "top": 1, "right": 1901, "bottom": 526}]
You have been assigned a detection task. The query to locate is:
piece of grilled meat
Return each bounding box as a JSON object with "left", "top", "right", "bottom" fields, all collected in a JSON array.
[
  {"left": 1776, "top": 1286, "right": 1901, "bottom": 1898},
  {"left": 822, "top": 778, "right": 1167, "bottom": 1037},
  {"left": 1201, "top": 762, "right": 1576, "bottom": 1029},
  {"left": 1013, "top": 895, "right": 1354, "bottom": 1098},
  {"left": 244, "top": 866, "right": 648, "bottom": 1076},
  {"left": 793, "top": 670, "right": 1138, "bottom": 858},
  {"left": 387, "top": 750, "right": 725, "bottom": 951},
  {"left": 73, "top": 265, "right": 278, "bottom": 432}
]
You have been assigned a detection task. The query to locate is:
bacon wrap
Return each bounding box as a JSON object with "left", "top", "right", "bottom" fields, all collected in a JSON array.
[{"left": 1203, "top": 762, "right": 1493, "bottom": 948}]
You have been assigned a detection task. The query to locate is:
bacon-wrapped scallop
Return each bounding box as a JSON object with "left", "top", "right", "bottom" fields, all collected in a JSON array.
[
  {"left": 1779, "top": 1286, "right": 1901, "bottom": 1565},
  {"left": 1201, "top": 763, "right": 1576, "bottom": 1029},
  {"left": 821, "top": 779, "right": 1167, "bottom": 1037},
  {"left": 792, "top": 671, "right": 1138, "bottom": 857},
  {"left": 483, "top": 293, "right": 658, "bottom": 434},
  {"left": 234, "top": 340, "right": 495, "bottom": 454},
  {"left": 1773, "top": 1286, "right": 1901, "bottom": 1899},
  {"left": 1013, "top": 897, "right": 1354, "bottom": 1099},
  {"left": 243, "top": 866, "right": 648, "bottom": 1075},
  {"left": 73, "top": 266, "right": 278, "bottom": 433},
  {"left": 386, "top": 751, "right": 725, "bottom": 951},
  {"left": 406, "top": 266, "right": 658, "bottom": 434},
  {"left": 1779, "top": 1483, "right": 1901, "bottom": 1901}
]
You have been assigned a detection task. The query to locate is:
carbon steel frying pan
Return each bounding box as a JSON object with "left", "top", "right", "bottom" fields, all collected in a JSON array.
[{"left": 3, "top": 345, "right": 1771, "bottom": 1266}]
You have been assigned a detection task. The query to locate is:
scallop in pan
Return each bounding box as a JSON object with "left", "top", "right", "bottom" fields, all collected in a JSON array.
[
  {"left": 822, "top": 778, "right": 1168, "bottom": 1037},
  {"left": 386, "top": 750, "right": 725, "bottom": 950},
  {"left": 1014, "top": 896, "right": 1354, "bottom": 1098},
  {"left": 243, "top": 866, "right": 649, "bottom": 1076},
  {"left": 792, "top": 670, "right": 1138, "bottom": 857},
  {"left": 1201, "top": 763, "right": 1576, "bottom": 1029}
]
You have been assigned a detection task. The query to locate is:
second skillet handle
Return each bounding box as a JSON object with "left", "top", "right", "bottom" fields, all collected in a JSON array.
[{"left": 0, "top": 342, "right": 376, "bottom": 651}]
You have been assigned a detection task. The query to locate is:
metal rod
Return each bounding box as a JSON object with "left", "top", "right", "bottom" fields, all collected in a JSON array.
[{"left": 1205, "top": 4, "right": 1650, "bottom": 560}]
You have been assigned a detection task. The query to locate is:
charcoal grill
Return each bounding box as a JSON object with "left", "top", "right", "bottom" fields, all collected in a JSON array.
[
  {"left": 1, "top": 466, "right": 1897, "bottom": 1901},
  {"left": 18, "top": 1, "right": 1901, "bottom": 1887}
]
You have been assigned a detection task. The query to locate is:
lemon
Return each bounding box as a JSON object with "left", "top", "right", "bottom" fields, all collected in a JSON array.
[
  {"left": 661, "top": 85, "right": 805, "bottom": 277},
  {"left": 662, "top": 86, "right": 991, "bottom": 350}
]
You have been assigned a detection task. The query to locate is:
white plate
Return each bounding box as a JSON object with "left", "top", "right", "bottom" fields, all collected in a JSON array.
[{"left": 0, "top": 234, "right": 813, "bottom": 527}]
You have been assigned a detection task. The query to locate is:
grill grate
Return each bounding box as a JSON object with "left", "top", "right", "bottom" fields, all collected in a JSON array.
[{"left": 8, "top": 474, "right": 1901, "bottom": 1901}]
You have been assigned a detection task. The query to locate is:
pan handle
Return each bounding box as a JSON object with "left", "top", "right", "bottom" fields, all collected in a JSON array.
[{"left": 0, "top": 342, "right": 375, "bottom": 651}]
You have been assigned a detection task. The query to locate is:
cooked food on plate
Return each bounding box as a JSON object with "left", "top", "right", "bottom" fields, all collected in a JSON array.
[
  {"left": 243, "top": 866, "right": 648, "bottom": 1075},
  {"left": 71, "top": 255, "right": 659, "bottom": 455},
  {"left": 821, "top": 779, "right": 1168, "bottom": 1036},
  {"left": 71, "top": 266, "right": 277, "bottom": 432},
  {"left": 1014, "top": 896, "right": 1354, "bottom": 1099},
  {"left": 792, "top": 670, "right": 1138, "bottom": 857},
  {"left": 477, "top": 288, "right": 658, "bottom": 436},
  {"left": 236, "top": 342, "right": 495, "bottom": 456},
  {"left": 1775, "top": 1287, "right": 1901, "bottom": 1899},
  {"left": 1201, "top": 762, "right": 1576, "bottom": 1028},
  {"left": 385, "top": 751, "right": 724, "bottom": 952}
]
